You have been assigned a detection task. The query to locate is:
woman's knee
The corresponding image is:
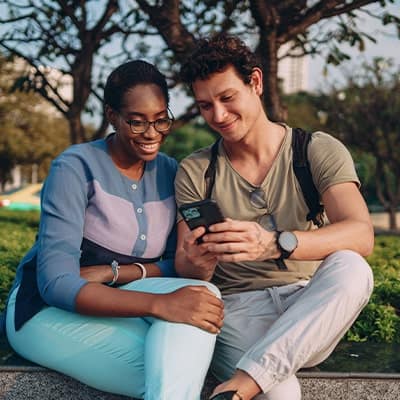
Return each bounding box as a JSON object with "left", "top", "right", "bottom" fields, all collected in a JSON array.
[{"left": 195, "top": 280, "right": 221, "bottom": 298}]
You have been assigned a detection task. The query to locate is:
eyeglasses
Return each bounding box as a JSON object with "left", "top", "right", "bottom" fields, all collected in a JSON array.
[
  {"left": 250, "top": 188, "right": 277, "bottom": 231},
  {"left": 122, "top": 108, "right": 175, "bottom": 135}
]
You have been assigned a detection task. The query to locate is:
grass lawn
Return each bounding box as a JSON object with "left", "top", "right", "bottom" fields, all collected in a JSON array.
[{"left": 0, "top": 208, "right": 399, "bottom": 342}]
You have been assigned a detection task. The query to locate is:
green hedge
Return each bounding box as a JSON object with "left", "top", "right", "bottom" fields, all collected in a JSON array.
[
  {"left": 0, "top": 208, "right": 399, "bottom": 343},
  {"left": 346, "top": 236, "right": 400, "bottom": 343}
]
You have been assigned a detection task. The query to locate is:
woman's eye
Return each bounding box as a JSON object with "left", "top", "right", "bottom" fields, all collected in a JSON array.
[
  {"left": 130, "top": 120, "right": 145, "bottom": 127},
  {"left": 221, "top": 95, "right": 232, "bottom": 102}
]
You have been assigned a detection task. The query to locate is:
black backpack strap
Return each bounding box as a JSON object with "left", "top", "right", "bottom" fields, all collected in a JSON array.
[
  {"left": 204, "top": 138, "right": 221, "bottom": 199},
  {"left": 292, "top": 128, "right": 324, "bottom": 227}
]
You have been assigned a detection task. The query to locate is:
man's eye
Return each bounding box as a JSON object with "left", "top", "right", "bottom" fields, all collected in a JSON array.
[
  {"left": 199, "top": 103, "right": 211, "bottom": 110},
  {"left": 221, "top": 95, "right": 233, "bottom": 102}
]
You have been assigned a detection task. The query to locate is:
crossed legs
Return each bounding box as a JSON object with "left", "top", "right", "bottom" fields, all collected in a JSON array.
[{"left": 211, "top": 250, "right": 373, "bottom": 400}]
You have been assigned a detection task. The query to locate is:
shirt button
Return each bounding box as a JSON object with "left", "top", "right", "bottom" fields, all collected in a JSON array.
[
  {"left": 137, "top": 207, "right": 143, "bottom": 213},
  {"left": 140, "top": 234, "right": 146, "bottom": 241},
  {"left": 131, "top": 184, "right": 137, "bottom": 190}
]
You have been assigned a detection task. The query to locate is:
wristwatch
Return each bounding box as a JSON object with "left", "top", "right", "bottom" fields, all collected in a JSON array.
[{"left": 276, "top": 231, "right": 298, "bottom": 259}]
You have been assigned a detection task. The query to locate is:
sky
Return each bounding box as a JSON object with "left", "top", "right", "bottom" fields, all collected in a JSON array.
[
  {"left": 307, "top": 2, "right": 400, "bottom": 92},
  {"left": 0, "top": 1, "right": 398, "bottom": 120},
  {"left": 169, "top": 2, "right": 400, "bottom": 115}
]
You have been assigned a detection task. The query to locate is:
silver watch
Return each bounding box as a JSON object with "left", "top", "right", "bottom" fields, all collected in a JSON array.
[{"left": 276, "top": 231, "right": 298, "bottom": 259}]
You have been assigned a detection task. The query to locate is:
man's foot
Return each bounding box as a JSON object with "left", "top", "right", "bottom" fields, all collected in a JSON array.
[{"left": 209, "top": 390, "right": 244, "bottom": 400}]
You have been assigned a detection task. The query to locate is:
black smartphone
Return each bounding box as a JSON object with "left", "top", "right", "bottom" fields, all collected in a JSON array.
[{"left": 179, "top": 199, "right": 225, "bottom": 242}]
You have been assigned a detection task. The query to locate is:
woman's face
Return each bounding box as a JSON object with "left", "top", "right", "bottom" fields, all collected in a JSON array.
[{"left": 108, "top": 83, "right": 170, "bottom": 162}]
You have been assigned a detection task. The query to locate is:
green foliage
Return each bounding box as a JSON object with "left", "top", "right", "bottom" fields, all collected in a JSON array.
[
  {"left": 161, "top": 122, "right": 216, "bottom": 161},
  {"left": 0, "top": 55, "right": 70, "bottom": 186},
  {"left": 346, "top": 235, "right": 400, "bottom": 343},
  {"left": 1, "top": 208, "right": 400, "bottom": 344},
  {"left": 0, "top": 209, "right": 39, "bottom": 310},
  {"left": 317, "top": 58, "right": 400, "bottom": 227}
]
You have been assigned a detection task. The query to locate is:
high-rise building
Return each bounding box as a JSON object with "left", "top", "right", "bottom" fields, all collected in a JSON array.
[{"left": 278, "top": 42, "right": 309, "bottom": 94}]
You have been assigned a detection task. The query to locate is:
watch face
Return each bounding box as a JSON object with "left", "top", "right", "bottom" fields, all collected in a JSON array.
[{"left": 279, "top": 231, "right": 298, "bottom": 252}]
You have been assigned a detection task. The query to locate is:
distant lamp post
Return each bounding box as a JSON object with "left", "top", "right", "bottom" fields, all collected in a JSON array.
[{"left": 317, "top": 110, "right": 328, "bottom": 125}]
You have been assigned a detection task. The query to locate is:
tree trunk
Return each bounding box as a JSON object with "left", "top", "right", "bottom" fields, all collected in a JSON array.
[
  {"left": 256, "top": 36, "right": 286, "bottom": 122},
  {"left": 68, "top": 113, "right": 86, "bottom": 144},
  {"left": 388, "top": 206, "right": 398, "bottom": 231}
]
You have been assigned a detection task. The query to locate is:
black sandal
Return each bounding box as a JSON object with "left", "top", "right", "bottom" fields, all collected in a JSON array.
[{"left": 209, "top": 390, "right": 244, "bottom": 400}]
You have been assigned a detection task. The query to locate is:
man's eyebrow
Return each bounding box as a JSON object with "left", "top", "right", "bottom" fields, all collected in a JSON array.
[{"left": 196, "top": 89, "right": 235, "bottom": 103}]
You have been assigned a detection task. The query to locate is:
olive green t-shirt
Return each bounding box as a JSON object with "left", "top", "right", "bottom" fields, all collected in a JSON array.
[{"left": 175, "top": 125, "right": 360, "bottom": 295}]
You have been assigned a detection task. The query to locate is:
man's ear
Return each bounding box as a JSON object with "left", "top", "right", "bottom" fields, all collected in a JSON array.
[{"left": 250, "top": 67, "right": 263, "bottom": 96}]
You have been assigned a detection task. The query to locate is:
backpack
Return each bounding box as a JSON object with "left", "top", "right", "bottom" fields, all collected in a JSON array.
[{"left": 203, "top": 127, "right": 325, "bottom": 228}]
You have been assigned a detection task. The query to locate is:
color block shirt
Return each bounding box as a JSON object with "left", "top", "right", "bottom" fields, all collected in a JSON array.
[
  {"left": 10, "top": 136, "right": 178, "bottom": 330},
  {"left": 175, "top": 125, "right": 360, "bottom": 295}
]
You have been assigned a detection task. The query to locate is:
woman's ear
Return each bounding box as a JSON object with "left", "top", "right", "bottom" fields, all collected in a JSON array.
[
  {"left": 250, "top": 67, "right": 263, "bottom": 96},
  {"left": 105, "top": 105, "right": 118, "bottom": 129}
]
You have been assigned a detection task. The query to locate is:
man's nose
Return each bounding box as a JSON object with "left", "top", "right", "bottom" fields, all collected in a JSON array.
[{"left": 213, "top": 103, "right": 228, "bottom": 123}]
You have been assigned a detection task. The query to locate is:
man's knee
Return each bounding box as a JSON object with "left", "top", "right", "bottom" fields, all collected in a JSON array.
[{"left": 319, "top": 250, "right": 374, "bottom": 303}]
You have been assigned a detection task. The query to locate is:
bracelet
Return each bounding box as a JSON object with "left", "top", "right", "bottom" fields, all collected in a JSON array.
[
  {"left": 108, "top": 260, "right": 120, "bottom": 286},
  {"left": 133, "top": 262, "right": 147, "bottom": 279}
]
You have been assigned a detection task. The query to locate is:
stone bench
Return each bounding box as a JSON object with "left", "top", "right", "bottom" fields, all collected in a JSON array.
[{"left": 1, "top": 338, "right": 400, "bottom": 399}]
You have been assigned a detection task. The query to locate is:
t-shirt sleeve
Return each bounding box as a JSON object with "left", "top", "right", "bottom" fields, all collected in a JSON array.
[
  {"left": 36, "top": 155, "right": 89, "bottom": 312},
  {"left": 308, "top": 131, "right": 360, "bottom": 195},
  {"left": 175, "top": 154, "right": 208, "bottom": 223}
]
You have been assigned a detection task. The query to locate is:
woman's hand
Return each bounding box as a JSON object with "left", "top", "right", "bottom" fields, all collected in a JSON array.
[
  {"left": 202, "top": 218, "right": 280, "bottom": 262},
  {"left": 154, "top": 285, "right": 224, "bottom": 334}
]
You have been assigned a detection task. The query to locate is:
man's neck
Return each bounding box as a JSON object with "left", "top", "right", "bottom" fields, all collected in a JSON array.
[{"left": 222, "top": 120, "right": 287, "bottom": 186}]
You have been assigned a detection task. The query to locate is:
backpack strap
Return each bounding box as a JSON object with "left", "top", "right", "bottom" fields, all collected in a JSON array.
[
  {"left": 204, "top": 138, "right": 221, "bottom": 199},
  {"left": 292, "top": 128, "right": 325, "bottom": 227},
  {"left": 203, "top": 130, "right": 324, "bottom": 228}
]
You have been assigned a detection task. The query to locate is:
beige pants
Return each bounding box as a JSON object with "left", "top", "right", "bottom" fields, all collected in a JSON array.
[{"left": 211, "top": 250, "right": 374, "bottom": 399}]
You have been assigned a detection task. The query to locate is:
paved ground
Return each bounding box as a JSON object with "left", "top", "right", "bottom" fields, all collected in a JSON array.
[{"left": 370, "top": 212, "right": 400, "bottom": 231}]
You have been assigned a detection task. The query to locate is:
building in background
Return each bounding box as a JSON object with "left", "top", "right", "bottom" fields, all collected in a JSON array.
[{"left": 278, "top": 42, "right": 309, "bottom": 94}]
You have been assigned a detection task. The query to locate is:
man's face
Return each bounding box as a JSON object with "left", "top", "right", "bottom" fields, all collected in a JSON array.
[{"left": 192, "top": 65, "right": 264, "bottom": 142}]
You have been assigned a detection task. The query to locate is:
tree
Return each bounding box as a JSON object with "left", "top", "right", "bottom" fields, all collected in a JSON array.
[
  {"left": 0, "top": 54, "right": 69, "bottom": 189},
  {"left": 136, "top": 0, "right": 400, "bottom": 122},
  {"left": 0, "top": 0, "right": 148, "bottom": 143},
  {"left": 1, "top": 1, "right": 399, "bottom": 144},
  {"left": 318, "top": 58, "right": 400, "bottom": 230}
]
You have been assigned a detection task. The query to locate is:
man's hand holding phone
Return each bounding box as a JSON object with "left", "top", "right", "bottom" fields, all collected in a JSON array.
[
  {"left": 178, "top": 199, "right": 225, "bottom": 280},
  {"left": 179, "top": 199, "right": 225, "bottom": 243}
]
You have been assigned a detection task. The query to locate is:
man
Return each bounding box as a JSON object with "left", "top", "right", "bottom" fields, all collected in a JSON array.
[{"left": 175, "top": 34, "right": 374, "bottom": 400}]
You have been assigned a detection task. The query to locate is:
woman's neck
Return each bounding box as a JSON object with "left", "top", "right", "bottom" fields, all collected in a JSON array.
[{"left": 107, "top": 133, "right": 145, "bottom": 180}]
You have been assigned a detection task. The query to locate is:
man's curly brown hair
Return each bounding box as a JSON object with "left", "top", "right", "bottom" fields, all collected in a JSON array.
[{"left": 180, "top": 33, "right": 261, "bottom": 87}]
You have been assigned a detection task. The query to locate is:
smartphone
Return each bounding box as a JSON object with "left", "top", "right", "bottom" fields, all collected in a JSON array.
[{"left": 179, "top": 199, "right": 225, "bottom": 242}]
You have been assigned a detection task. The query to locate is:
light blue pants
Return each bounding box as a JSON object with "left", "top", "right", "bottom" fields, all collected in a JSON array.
[{"left": 6, "top": 278, "right": 220, "bottom": 400}]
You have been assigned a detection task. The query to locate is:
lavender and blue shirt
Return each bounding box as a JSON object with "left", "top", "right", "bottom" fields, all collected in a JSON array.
[{"left": 9, "top": 136, "right": 178, "bottom": 330}]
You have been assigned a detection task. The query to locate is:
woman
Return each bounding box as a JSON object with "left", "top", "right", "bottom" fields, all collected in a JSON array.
[{"left": 4, "top": 60, "right": 223, "bottom": 400}]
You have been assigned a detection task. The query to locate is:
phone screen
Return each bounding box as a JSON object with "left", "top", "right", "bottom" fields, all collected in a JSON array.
[{"left": 179, "top": 199, "right": 225, "bottom": 233}]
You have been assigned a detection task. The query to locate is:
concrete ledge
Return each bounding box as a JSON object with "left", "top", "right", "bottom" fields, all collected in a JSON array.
[
  {"left": 2, "top": 338, "right": 400, "bottom": 399},
  {"left": 0, "top": 366, "right": 399, "bottom": 399}
]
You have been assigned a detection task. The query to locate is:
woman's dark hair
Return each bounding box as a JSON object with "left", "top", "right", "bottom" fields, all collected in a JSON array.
[
  {"left": 104, "top": 60, "right": 169, "bottom": 112},
  {"left": 181, "top": 33, "right": 261, "bottom": 86}
]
